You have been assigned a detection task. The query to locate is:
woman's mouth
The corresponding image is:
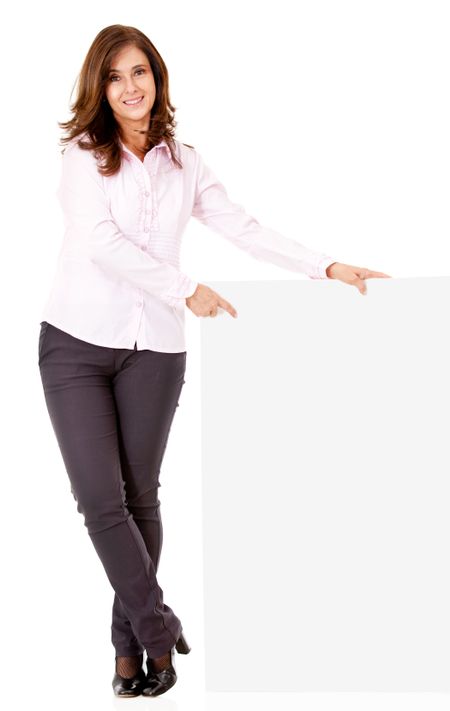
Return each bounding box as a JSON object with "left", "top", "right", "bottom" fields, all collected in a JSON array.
[{"left": 123, "top": 96, "right": 144, "bottom": 106}]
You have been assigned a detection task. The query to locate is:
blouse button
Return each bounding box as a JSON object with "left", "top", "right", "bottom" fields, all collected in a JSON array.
[{"left": 145, "top": 191, "right": 150, "bottom": 197}]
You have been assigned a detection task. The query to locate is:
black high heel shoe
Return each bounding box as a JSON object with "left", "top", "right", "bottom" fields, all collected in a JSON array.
[
  {"left": 112, "top": 653, "right": 147, "bottom": 697},
  {"left": 141, "top": 630, "right": 191, "bottom": 697}
]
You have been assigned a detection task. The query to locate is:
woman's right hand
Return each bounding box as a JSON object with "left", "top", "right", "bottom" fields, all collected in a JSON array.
[{"left": 186, "top": 283, "right": 238, "bottom": 318}]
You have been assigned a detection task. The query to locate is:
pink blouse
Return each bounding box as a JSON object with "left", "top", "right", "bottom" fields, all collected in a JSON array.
[{"left": 40, "top": 134, "right": 335, "bottom": 352}]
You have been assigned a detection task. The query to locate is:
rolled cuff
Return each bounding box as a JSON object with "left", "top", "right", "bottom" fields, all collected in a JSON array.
[
  {"left": 161, "top": 274, "right": 199, "bottom": 308},
  {"left": 309, "top": 256, "right": 337, "bottom": 280}
]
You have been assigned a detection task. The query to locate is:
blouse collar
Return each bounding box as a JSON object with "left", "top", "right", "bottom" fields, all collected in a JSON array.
[{"left": 119, "top": 136, "right": 173, "bottom": 164}]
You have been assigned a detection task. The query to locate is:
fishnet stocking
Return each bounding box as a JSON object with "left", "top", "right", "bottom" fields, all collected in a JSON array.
[
  {"left": 149, "top": 651, "right": 171, "bottom": 673},
  {"left": 115, "top": 653, "right": 143, "bottom": 678}
]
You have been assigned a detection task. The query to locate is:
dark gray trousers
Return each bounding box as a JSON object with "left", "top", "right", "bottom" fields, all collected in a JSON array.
[{"left": 38, "top": 321, "right": 186, "bottom": 658}]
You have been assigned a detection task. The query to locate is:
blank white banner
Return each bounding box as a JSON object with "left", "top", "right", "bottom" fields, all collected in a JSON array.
[{"left": 201, "top": 277, "right": 450, "bottom": 692}]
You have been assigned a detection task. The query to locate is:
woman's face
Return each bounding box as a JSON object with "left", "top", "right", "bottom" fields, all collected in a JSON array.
[{"left": 104, "top": 44, "right": 156, "bottom": 130}]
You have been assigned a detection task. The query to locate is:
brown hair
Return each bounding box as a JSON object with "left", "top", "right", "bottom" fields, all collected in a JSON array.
[{"left": 58, "top": 24, "right": 193, "bottom": 176}]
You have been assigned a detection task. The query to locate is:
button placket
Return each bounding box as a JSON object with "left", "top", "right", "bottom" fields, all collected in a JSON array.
[
  {"left": 148, "top": 173, "right": 159, "bottom": 230},
  {"left": 141, "top": 170, "right": 153, "bottom": 235},
  {"left": 146, "top": 150, "right": 161, "bottom": 231},
  {"left": 135, "top": 283, "right": 144, "bottom": 309}
]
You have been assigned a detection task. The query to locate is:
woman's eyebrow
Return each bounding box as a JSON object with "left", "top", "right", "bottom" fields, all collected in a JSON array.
[{"left": 109, "top": 64, "right": 147, "bottom": 73}]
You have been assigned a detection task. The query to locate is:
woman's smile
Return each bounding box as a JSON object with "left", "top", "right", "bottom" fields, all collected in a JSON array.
[{"left": 123, "top": 96, "right": 144, "bottom": 106}]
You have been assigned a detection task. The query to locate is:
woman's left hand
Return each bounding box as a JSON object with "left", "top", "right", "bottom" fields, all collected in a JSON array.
[{"left": 325, "top": 262, "right": 392, "bottom": 295}]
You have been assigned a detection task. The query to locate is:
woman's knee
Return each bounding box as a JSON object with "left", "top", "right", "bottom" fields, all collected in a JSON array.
[{"left": 69, "top": 480, "right": 130, "bottom": 534}]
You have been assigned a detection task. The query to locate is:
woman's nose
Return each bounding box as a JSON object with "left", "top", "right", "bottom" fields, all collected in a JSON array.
[{"left": 124, "top": 81, "right": 140, "bottom": 94}]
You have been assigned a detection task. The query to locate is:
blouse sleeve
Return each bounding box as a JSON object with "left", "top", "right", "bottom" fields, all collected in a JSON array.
[
  {"left": 57, "top": 142, "right": 198, "bottom": 307},
  {"left": 191, "top": 149, "right": 336, "bottom": 279}
]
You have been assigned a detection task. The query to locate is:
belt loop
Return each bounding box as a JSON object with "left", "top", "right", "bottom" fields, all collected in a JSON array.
[{"left": 134, "top": 341, "right": 137, "bottom": 351}]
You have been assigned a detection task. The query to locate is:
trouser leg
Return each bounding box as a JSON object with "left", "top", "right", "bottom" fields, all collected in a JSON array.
[
  {"left": 38, "top": 322, "right": 183, "bottom": 658},
  {"left": 109, "top": 345, "right": 186, "bottom": 656}
]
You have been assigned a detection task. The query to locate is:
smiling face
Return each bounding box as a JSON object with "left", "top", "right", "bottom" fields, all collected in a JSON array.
[{"left": 104, "top": 44, "right": 156, "bottom": 136}]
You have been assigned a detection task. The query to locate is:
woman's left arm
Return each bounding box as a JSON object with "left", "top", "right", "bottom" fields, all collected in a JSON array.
[{"left": 191, "top": 149, "right": 392, "bottom": 295}]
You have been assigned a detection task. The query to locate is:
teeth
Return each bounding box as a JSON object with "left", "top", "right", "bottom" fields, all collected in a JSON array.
[{"left": 124, "top": 96, "right": 143, "bottom": 105}]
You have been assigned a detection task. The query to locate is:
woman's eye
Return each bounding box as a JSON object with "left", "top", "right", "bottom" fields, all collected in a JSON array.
[{"left": 109, "top": 69, "right": 145, "bottom": 82}]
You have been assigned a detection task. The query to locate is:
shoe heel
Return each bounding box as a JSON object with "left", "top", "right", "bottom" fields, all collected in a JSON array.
[{"left": 175, "top": 630, "right": 191, "bottom": 655}]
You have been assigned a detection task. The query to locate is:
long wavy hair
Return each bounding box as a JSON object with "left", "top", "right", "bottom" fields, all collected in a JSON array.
[{"left": 58, "top": 24, "right": 193, "bottom": 176}]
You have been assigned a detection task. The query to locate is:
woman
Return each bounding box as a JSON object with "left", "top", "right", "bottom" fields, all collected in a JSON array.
[{"left": 38, "top": 24, "right": 391, "bottom": 698}]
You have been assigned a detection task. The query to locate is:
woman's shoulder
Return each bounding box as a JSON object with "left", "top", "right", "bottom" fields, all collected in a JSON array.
[
  {"left": 178, "top": 139, "right": 195, "bottom": 151},
  {"left": 177, "top": 139, "right": 197, "bottom": 156},
  {"left": 61, "top": 132, "right": 94, "bottom": 160},
  {"left": 174, "top": 139, "right": 198, "bottom": 170},
  {"left": 59, "top": 133, "right": 105, "bottom": 182}
]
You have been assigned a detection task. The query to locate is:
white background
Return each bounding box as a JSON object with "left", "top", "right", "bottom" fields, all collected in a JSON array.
[{"left": 1, "top": 0, "right": 449, "bottom": 709}]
